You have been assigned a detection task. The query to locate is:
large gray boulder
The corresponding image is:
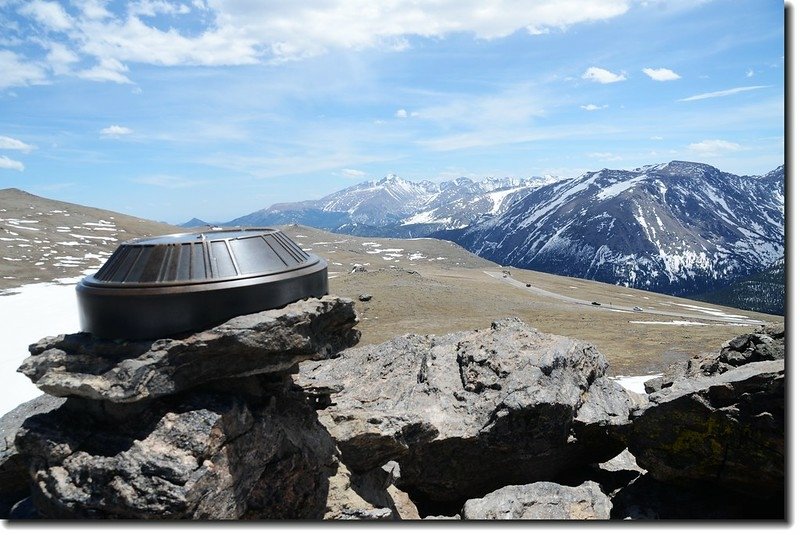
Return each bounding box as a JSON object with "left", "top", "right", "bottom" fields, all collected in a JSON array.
[
  {"left": 629, "top": 359, "right": 784, "bottom": 500},
  {"left": 462, "top": 481, "right": 611, "bottom": 520},
  {"left": 298, "top": 318, "right": 636, "bottom": 505},
  {"left": 15, "top": 387, "right": 339, "bottom": 519},
  {"left": 18, "top": 296, "right": 359, "bottom": 403}
]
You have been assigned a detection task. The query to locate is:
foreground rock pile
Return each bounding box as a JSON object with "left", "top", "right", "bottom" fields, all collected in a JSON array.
[
  {"left": 0, "top": 298, "right": 785, "bottom": 520},
  {"left": 297, "top": 318, "right": 636, "bottom": 510}
]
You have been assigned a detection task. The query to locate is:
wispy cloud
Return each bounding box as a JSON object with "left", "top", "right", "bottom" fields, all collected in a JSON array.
[
  {"left": 6, "top": 0, "right": 634, "bottom": 88},
  {"left": 341, "top": 168, "right": 367, "bottom": 178},
  {"left": 688, "top": 139, "right": 743, "bottom": 156},
  {"left": 0, "top": 156, "right": 25, "bottom": 171},
  {"left": 78, "top": 58, "right": 133, "bottom": 84},
  {"left": 0, "top": 136, "right": 36, "bottom": 152},
  {"left": 678, "top": 85, "right": 769, "bottom": 102},
  {"left": 642, "top": 67, "right": 680, "bottom": 81},
  {"left": 100, "top": 125, "right": 134, "bottom": 138},
  {"left": 0, "top": 50, "right": 49, "bottom": 89},
  {"left": 587, "top": 151, "right": 623, "bottom": 161},
  {"left": 746, "top": 68, "right": 754, "bottom": 78},
  {"left": 580, "top": 104, "right": 608, "bottom": 111},
  {"left": 582, "top": 67, "right": 626, "bottom": 84},
  {"left": 18, "top": 0, "right": 73, "bottom": 31}
]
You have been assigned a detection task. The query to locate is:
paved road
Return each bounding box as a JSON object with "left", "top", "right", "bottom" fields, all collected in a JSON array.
[{"left": 484, "top": 270, "right": 761, "bottom": 326}]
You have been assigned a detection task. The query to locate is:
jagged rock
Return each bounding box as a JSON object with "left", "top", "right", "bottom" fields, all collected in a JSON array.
[
  {"left": 15, "top": 388, "right": 339, "bottom": 519},
  {"left": 358, "top": 294, "right": 373, "bottom": 302},
  {"left": 0, "top": 394, "right": 65, "bottom": 518},
  {"left": 298, "top": 318, "right": 635, "bottom": 506},
  {"left": 629, "top": 359, "right": 784, "bottom": 500},
  {"left": 350, "top": 265, "right": 367, "bottom": 273},
  {"left": 18, "top": 296, "right": 359, "bottom": 403},
  {"left": 644, "top": 323, "right": 784, "bottom": 393},
  {"left": 596, "top": 448, "right": 645, "bottom": 475},
  {"left": 462, "top": 481, "right": 611, "bottom": 520}
]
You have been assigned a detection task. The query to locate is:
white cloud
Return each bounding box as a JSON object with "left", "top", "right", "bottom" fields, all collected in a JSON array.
[
  {"left": 128, "top": 1, "right": 192, "bottom": 17},
  {"left": 341, "top": 168, "right": 366, "bottom": 178},
  {"left": 395, "top": 109, "right": 409, "bottom": 118},
  {"left": 78, "top": 58, "right": 133, "bottom": 84},
  {"left": 678, "top": 85, "right": 769, "bottom": 102},
  {"left": 642, "top": 67, "right": 680, "bottom": 81},
  {"left": 580, "top": 104, "right": 608, "bottom": 111},
  {"left": 746, "top": 68, "right": 754, "bottom": 78},
  {"left": 45, "top": 42, "right": 80, "bottom": 75},
  {"left": 0, "top": 136, "right": 36, "bottom": 152},
  {"left": 582, "top": 67, "right": 626, "bottom": 84},
  {"left": 0, "top": 50, "right": 49, "bottom": 89},
  {"left": 208, "top": 0, "right": 632, "bottom": 61},
  {"left": 18, "top": 0, "right": 73, "bottom": 31},
  {"left": 650, "top": 136, "right": 663, "bottom": 140},
  {"left": 0, "top": 156, "right": 25, "bottom": 171},
  {"left": 73, "top": 0, "right": 113, "bottom": 20},
  {"left": 78, "top": 15, "right": 261, "bottom": 67},
  {"left": 11, "top": 0, "right": 633, "bottom": 82},
  {"left": 100, "top": 125, "right": 134, "bottom": 137},
  {"left": 688, "top": 139, "right": 743, "bottom": 156}
]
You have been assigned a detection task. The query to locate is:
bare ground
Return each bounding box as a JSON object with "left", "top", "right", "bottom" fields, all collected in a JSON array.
[{"left": 285, "top": 225, "right": 782, "bottom": 376}]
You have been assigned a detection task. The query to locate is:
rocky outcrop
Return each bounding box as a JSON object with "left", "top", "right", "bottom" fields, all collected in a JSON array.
[
  {"left": 298, "top": 318, "right": 636, "bottom": 508},
  {"left": 629, "top": 359, "right": 784, "bottom": 500},
  {"left": 7, "top": 295, "right": 785, "bottom": 520},
  {"left": 644, "top": 323, "right": 784, "bottom": 393},
  {"left": 16, "top": 386, "right": 339, "bottom": 519},
  {"left": 462, "top": 481, "right": 611, "bottom": 520},
  {"left": 18, "top": 296, "right": 359, "bottom": 403},
  {"left": 10, "top": 297, "right": 376, "bottom": 520},
  {"left": 629, "top": 324, "right": 785, "bottom": 506}
]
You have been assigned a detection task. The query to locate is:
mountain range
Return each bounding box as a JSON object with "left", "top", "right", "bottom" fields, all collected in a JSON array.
[
  {"left": 223, "top": 174, "right": 562, "bottom": 237},
  {"left": 182, "top": 161, "right": 784, "bottom": 310},
  {"left": 437, "top": 161, "right": 784, "bottom": 298}
]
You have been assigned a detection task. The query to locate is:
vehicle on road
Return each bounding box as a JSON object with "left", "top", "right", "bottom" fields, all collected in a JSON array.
[
  {"left": 633, "top": 306, "right": 643, "bottom": 311},
  {"left": 591, "top": 301, "right": 601, "bottom": 306}
]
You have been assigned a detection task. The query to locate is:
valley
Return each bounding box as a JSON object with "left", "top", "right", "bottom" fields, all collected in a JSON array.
[{"left": 278, "top": 225, "right": 780, "bottom": 376}]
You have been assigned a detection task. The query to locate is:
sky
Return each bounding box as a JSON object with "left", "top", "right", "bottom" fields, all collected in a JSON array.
[{"left": 0, "top": 0, "right": 786, "bottom": 223}]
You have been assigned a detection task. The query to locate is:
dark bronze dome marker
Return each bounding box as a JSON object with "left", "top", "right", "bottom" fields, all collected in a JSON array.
[{"left": 76, "top": 228, "right": 328, "bottom": 340}]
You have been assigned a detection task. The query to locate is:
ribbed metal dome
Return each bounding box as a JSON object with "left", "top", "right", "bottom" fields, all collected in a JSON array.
[
  {"left": 77, "top": 228, "right": 328, "bottom": 340},
  {"left": 87, "top": 228, "right": 312, "bottom": 286}
]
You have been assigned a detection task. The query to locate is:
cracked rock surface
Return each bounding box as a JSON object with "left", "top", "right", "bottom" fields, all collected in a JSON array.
[
  {"left": 19, "top": 296, "right": 359, "bottom": 403},
  {"left": 298, "top": 318, "right": 636, "bottom": 505}
]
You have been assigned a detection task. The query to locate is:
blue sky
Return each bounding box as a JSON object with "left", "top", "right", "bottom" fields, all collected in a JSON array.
[{"left": 0, "top": 0, "right": 786, "bottom": 223}]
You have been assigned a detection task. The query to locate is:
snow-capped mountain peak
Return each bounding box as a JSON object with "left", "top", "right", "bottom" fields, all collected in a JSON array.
[{"left": 437, "top": 162, "right": 784, "bottom": 296}]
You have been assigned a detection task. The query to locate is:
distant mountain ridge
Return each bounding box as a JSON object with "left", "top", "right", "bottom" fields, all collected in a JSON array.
[
  {"left": 225, "top": 173, "right": 564, "bottom": 237},
  {"left": 436, "top": 161, "right": 784, "bottom": 297},
  {"left": 192, "top": 160, "right": 784, "bottom": 309}
]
